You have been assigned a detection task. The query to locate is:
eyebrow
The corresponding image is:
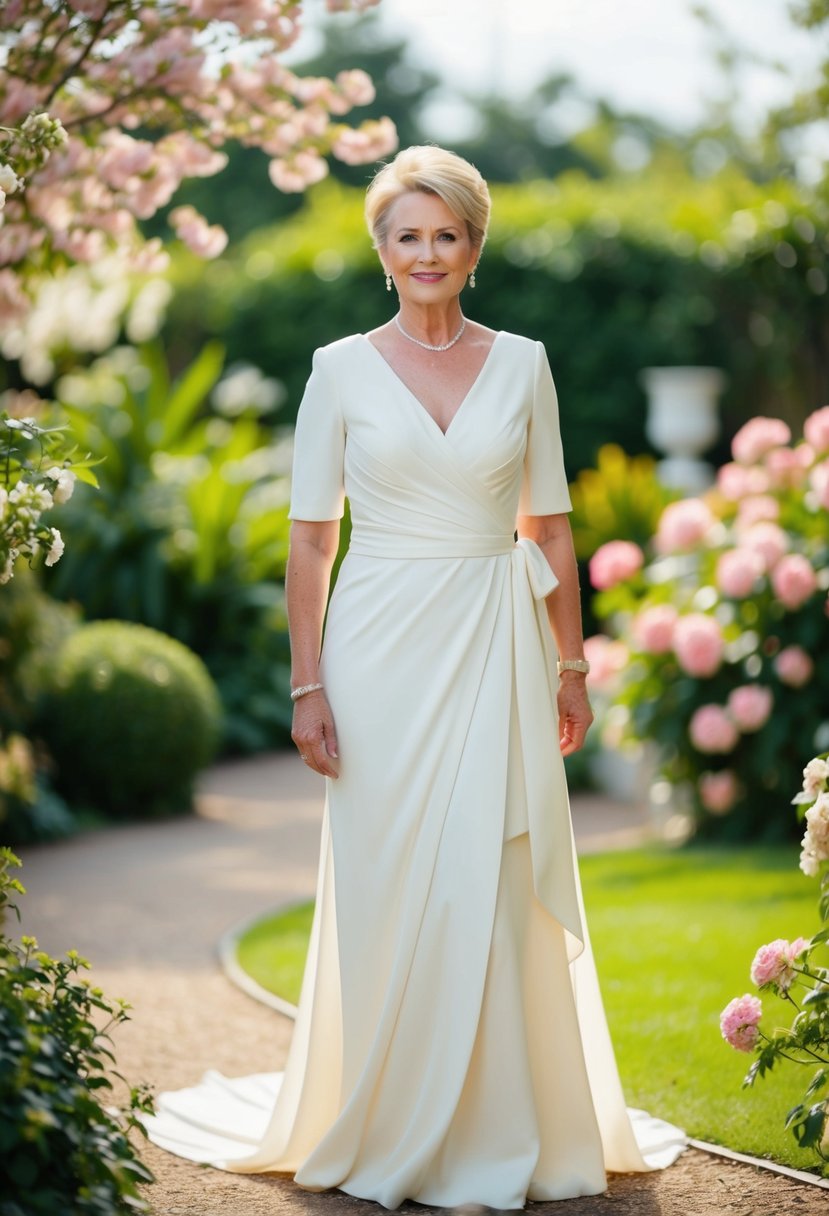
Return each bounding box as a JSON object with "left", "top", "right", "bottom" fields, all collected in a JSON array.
[{"left": 394, "top": 225, "right": 461, "bottom": 235}]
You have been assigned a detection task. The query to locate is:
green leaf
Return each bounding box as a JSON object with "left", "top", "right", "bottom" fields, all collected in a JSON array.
[{"left": 160, "top": 340, "right": 225, "bottom": 448}]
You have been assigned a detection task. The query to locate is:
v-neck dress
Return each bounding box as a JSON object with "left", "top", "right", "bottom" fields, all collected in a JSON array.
[{"left": 142, "top": 331, "right": 686, "bottom": 1208}]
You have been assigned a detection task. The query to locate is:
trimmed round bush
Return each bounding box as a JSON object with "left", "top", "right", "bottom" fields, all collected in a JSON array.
[{"left": 40, "top": 621, "right": 222, "bottom": 818}]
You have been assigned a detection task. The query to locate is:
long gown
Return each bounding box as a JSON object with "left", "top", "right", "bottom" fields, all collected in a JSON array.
[{"left": 142, "top": 331, "right": 687, "bottom": 1208}]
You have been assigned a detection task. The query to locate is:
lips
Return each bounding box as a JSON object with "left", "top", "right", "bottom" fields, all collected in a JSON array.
[{"left": 411, "top": 273, "right": 446, "bottom": 283}]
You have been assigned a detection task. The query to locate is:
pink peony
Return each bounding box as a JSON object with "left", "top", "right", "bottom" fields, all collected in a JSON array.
[
  {"left": 588, "top": 540, "right": 645, "bottom": 591},
  {"left": 774, "top": 646, "right": 814, "bottom": 688},
  {"left": 689, "top": 704, "right": 739, "bottom": 754},
  {"left": 740, "top": 522, "right": 788, "bottom": 571},
  {"left": 654, "top": 498, "right": 716, "bottom": 554},
  {"left": 765, "top": 445, "right": 809, "bottom": 489},
  {"left": 632, "top": 604, "right": 678, "bottom": 654},
  {"left": 673, "top": 614, "right": 725, "bottom": 678},
  {"left": 727, "top": 684, "right": 773, "bottom": 733},
  {"left": 731, "top": 416, "right": 791, "bottom": 465},
  {"left": 735, "top": 495, "right": 780, "bottom": 530},
  {"left": 770, "top": 553, "right": 818, "bottom": 610},
  {"left": 749, "top": 938, "right": 809, "bottom": 992},
  {"left": 804, "top": 406, "right": 829, "bottom": 455},
  {"left": 583, "top": 634, "right": 629, "bottom": 691},
  {"left": 720, "top": 994, "right": 763, "bottom": 1052},
  {"left": 717, "top": 462, "right": 769, "bottom": 501},
  {"left": 699, "top": 770, "right": 741, "bottom": 814},
  {"left": 716, "top": 548, "right": 765, "bottom": 599}
]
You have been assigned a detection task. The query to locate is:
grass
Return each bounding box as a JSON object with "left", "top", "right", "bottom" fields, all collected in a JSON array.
[{"left": 234, "top": 845, "right": 826, "bottom": 1174}]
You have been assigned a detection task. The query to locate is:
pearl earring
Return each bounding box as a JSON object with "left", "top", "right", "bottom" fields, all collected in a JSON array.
[
  {"left": 385, "top": 273, "right": 392, "bottom": 292},
  {"left": 469, "top": 269, "right": 477, "bottom": 289}
]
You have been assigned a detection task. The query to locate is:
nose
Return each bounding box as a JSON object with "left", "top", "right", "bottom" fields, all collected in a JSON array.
[{"left": 417, "top": 240, "right": 439, "bottom": 263}]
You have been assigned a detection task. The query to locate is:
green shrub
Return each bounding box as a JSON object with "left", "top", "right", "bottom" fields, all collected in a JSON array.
[
  {"left": 40, "top": 621, "right": 221, "bottom": 819},
  {"left": 0, "top": 849, "right": 155, "bottom": 1215},
  {"left": 0, "top": 570, "right": 79, "bottom": 843},
  {"left": 48, "top": 344, "right": 294, "bottom": 753}
]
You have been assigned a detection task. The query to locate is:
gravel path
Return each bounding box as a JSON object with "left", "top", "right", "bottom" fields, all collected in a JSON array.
[{"left": 16, "top": 752, "right": 827, "bottom": 1216}]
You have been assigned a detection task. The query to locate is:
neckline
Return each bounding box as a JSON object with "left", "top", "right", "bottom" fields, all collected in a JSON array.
[{"left": 360, "top": 330, "right": 504, "bottom": 438}]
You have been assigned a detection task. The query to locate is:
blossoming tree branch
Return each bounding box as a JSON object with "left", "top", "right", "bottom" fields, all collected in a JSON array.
[{"left": 0, "top": 0, "right": 397, "bottom": 325}]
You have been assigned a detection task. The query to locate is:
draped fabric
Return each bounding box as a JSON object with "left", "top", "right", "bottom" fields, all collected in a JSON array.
[{"left": 143, "top": 332, "right": 686, "bottom": 1208}]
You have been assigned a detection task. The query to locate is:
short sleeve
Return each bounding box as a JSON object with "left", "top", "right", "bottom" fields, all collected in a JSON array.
[
  {"left": 287, "top": 347, "right": 346, "bottom": 521},
  {"left": 517, "top": 340, "right": 573, "bottom": 516}
]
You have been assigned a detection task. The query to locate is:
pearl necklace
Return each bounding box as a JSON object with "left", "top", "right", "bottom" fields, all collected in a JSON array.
[{"left": 394, "top": 313, "right": 466, "bottom": 352}]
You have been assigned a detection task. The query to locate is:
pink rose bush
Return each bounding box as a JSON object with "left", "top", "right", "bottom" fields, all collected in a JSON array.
[
  {"left": 588, "top": 409, "right": 829, "bottom": 838},
  {"left": 720, "top": 757, "right": 828, "bottom": 1166}
]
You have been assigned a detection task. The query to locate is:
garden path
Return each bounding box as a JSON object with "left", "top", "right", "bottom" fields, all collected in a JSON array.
[{"left": 16, "top": 752, "right": 825, "bottom": 1216}]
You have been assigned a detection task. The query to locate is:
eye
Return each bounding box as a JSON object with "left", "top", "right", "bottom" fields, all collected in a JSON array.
[
  {"left": 399, "top": 233, "right": 416, "bottom": 242},
  {"left": 438, "top": 233, "right": 457, "bottom": 242}
]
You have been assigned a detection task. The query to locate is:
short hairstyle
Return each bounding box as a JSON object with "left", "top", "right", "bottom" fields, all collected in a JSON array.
[{"left": 365, "top": 145, "right": 491, "bottom": 252}]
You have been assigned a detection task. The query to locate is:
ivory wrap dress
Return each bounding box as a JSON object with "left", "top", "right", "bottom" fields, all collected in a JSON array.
[{"left": 143, "top": 332, "right": 686, "bottom": 1208}]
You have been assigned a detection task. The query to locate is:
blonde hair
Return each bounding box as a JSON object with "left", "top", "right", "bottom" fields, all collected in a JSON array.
[{"left": 365, "top": 145, "right": 491, "bottom": 252}]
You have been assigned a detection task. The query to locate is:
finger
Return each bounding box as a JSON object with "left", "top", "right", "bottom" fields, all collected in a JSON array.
[
  {"left": 307, "top": 736, "right": 339, "bottom": 779},
  {"left": 323, "top": 717, "right": 338, "bottom": 759}
]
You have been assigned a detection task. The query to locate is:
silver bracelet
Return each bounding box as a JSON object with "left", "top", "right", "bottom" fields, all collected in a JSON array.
[
  {"left": 557, "top": 659, "right": 590, "bottom": 675},
  {"left": 290, "top": 682, "right": 324, "bottom": 701}
]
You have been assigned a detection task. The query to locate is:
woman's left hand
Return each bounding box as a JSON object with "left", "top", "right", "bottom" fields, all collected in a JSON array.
[{"left": 557, "top": 673, "right": 594, "bottom": 756}]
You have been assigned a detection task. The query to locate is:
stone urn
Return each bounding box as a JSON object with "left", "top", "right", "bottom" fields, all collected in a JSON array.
[{"left": 640, "top": 366, "right": 726, "bottom": 492}]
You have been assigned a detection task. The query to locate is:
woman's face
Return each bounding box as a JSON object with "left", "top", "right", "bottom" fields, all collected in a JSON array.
[{"left": 381, "top": 191, "right": 478, "bottom": 306}]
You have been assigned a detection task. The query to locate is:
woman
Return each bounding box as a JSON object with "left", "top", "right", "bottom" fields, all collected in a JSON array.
[{"left": 144, "top": 146, "right": 686, "bottom": 1208}]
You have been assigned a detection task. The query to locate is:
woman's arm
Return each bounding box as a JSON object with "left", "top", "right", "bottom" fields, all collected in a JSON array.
[
  {"left": 517, "top": 511, "right": 593, "bottom": 757},
  {"left": 286, "top": 519, "right": 341, "bottom": 778}
]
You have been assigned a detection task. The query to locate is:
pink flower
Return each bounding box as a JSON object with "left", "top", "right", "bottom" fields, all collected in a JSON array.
[
  {"left": 740, "top": 522, "right": 788, "bottom": 571},
  {"left": 673, "top": 614, "right": 724, "bottom": 678},
  {"left": 716, "top": 548, "right": 764, "bottom": 599},
  {"left": 268, "top": 151, "right": 329, "bottom": 192},
  {"left": 717, "top": 462, "right": 769, "bottom": 501},
  {"left": 335, "top": 68, "right": 376, "bottom": 107},
  {"left": 804, "top": 406, "right": 829, "bottom": 455},
  {"left": 735, "top": 495, "right": 780, "bottom": 530},
  {"left": 720, "top": 994, "right": 763, "bottom": 1052},
  {"left": 765, "top": 445, "right": 809, "bottom": 489},
  {"left": 654, "top": 498, "right": 716, "bottom": 554},
  {"left": 809, "top": 461, "right": 829, "bottom": 511},
  {"left": 588, "top": 540, "right": 644, "bottom": 590},
  {"left": 689, "top": 704, "right": 739, "bottom": 754},
  {"left": 632, "top": 604, "right": 678, "bottom": 654},
  {"left": 770, "top": 553, "right": 818, "bottom": 610},
  {"left": 727, "top": 685, "right": 773, "bottom": 733},
  {"left": 750, "top": 939, "right": 809, "bottom": 992},
  {"left": 583, "top": 634, "right": 628, "bottom": 691},
  {"left": 169, "top": 205, "right": 228, "bottom": 258},
  {"left": 699, "top": 770, "right": 741, "bottom": 814},
  {"left": 731, "top": 416, "right": 791, "bottom": 465},
  {"left": 774, "top": 646, "right": 813, "bottom": 688}
]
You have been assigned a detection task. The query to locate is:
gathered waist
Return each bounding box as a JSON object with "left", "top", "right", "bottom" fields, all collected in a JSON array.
[{"left": 348, "top": 525, "right": 515, "bottom": 560}]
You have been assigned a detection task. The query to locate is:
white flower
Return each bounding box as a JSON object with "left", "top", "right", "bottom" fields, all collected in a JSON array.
[
  {"left": 0, "top": 164, "right": 20, "bottom": 195},
  {"left": 44, "top": 526, "right": 64, "bottom": 566},
  {"left": 803, "top": 757, "right": 829, "bottom": 799},
  {"left": 46, "top": 465, "right": 76, "bottom": 504},
  {"left": 800, "top": 847, "right": 820, "bottom": 878},
  {"left": 0, "top": 487, "right": 7, "bottom": 517},
  {"left": 0, "top": 549, "right": 18, "bottom": 584}
]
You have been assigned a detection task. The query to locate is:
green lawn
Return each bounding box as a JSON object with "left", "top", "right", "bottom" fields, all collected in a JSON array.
[{"left": 235, "top": 846, "right": 826, "bottom": 1175}]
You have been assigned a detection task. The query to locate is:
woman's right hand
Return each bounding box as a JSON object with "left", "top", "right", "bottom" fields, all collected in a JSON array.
[{"left": 291, "top": 689, "right": 340, "bottom": 778}]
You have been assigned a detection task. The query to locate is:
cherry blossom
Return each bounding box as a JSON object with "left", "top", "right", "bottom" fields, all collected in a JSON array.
[{"left": 0, "top": 0, "right": 396, "bottom": 316}]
